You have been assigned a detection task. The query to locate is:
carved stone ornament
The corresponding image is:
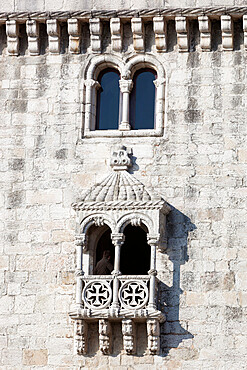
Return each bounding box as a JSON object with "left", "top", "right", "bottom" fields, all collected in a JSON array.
[
  {"left": 74, "top": 319, "right": 88, "bottom": 355},
  {"left": 83, "top": 280, "right": 112, "bottom": 309},
  {"left": 119, "top": 280, "right": 149, "bottom": 309},
  {"left": 99, "top": 319, "right": 112, "bottom": 354},
  {"left": 69, "top": 146, "right": 171, "bottom": 355},
  {"left": 122, "top": 319, "right": 136, "bottom": 354},
  {"left": 147, "top": 318, "right": 160, "bottom": 355}
]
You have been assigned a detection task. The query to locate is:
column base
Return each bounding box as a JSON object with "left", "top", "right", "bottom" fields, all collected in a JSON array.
[{"left": 119, "top": 122, "right": 131, "bottom": 131}]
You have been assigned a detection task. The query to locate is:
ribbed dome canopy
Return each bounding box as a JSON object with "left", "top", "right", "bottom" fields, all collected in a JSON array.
[{"left": 81, "top": 170, "right": 158, "bottom": 202}]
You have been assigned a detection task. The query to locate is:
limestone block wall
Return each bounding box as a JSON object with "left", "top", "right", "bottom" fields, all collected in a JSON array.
[{"left": 0, "top": 4, "right": 247, "bottom": 370}]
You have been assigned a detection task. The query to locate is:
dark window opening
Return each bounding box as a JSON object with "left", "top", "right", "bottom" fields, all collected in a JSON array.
[
  {"left": 96, "top": 68, "right": 120, "bottom": 130},
  {"left": 95, "top": 228, "right": 115, "bottom": 269},
  {"left": 130, "top": 68, "right": 156, "bottom": 130},
  {"left": 120, "top": 224, "right": 150, "bottom": 275}
]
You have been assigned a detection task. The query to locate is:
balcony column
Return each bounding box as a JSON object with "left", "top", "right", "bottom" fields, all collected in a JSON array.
[
  {"left": 111, "top": 234, "right": 125, "bottom": 310},
  {"left": 75, "top": 234, "right": 87, "bottom": 306},
  {"left": 147, "top": 236, "right": 158, "bottom": 310},
  {"left": 119, "top": 79, "right": 133, "bottom": 131}
]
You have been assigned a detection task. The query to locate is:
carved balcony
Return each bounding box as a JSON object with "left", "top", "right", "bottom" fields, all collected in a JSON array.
[
  {"left": 69, "top": 274, "right": 164, "bottom": 322},
  {"left": 69, "top": 146, "right": 171, "bottom": 354}
]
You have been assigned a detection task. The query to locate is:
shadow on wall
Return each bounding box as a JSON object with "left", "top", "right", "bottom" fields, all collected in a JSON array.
[{"left": 159, "top": 205, "right": 196, "bottom": 356}]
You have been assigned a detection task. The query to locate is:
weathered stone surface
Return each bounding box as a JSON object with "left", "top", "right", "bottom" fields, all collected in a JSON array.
[
  {"left": 0, "top": 0, "right": 246, "bottom": 369},
  {"left": 22, "top": 349, "right": 48, "bottom": 366}
]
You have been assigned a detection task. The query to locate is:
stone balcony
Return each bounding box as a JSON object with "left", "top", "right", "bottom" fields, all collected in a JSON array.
[{"left": 69, "top": 274, "right": 165, "bottom": 322}]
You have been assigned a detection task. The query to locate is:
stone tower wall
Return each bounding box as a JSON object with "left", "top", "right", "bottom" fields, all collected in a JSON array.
[{"left": 0, "top": 1, "right": 247, "bottom": 369}]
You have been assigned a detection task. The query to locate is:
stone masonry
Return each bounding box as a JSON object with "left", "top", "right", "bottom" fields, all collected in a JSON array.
[{"left": 0, "top": 0, "right": 247, "bottom": 369}]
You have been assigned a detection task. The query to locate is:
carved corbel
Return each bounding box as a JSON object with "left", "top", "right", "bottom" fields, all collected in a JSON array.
[
  {"left": 198, "top": 16, "right": 211, "bottom": 52},
  {"left": 175, "top": 16, "right": 188, "bottom": 52},
  {"left": 89, "top": 18, "right": 102, "bottom": 53},
  {"left": 153, "top": 17, "right": 167, "bottom": 53},
  {"left": 147, "top": 318, "right": 160, "bottom": 355},
  {"left": 99, "top": 319, "right": 112, "bottom": 354},
  {"left": 110, "top": 18, "right": 122, "bottom": 52},
  {"left": 131, "top": 18, "right": 144, "bottom": 52},
  {"left": 6, "top": 20, "right": 19, "bottom": 56},
  {"left": 74, "top": 319, "right": 88, "bottom": 355},
  {"left": 47, "top": 19, "right": 60, "bottom": 54},
  {"left": 221, "top": 15, "right": 233, "bottom": 51},
  {"left": 68, "top": 18, "right": 81, "bottom": 54},
  {"left": 26, "top": 20, "right": 39, "bottom": 56},
  {"left": 122, "top": 319, "right": 136, "bottom": 355}
]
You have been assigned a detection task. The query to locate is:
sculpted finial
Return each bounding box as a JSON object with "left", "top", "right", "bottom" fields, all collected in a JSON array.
[{"left": 110, "top": 146, "right": 132, "bottom": 171}]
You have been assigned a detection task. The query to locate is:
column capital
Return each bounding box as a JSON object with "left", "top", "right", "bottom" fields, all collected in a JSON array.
[
  {"left": 153, "top": 78, "right": 166, "bottom": 88},
  {"left": 75, "top": 234, "right": 88, "bottom": 248},
  {"left": 119, "top": 79, "right": 133, "bottom": 93},
  {"left": 147, "top": 235, "right": 159, "bottom": 246},
  {"left": 84, "top": 79, "right": 101, "bottom": 89},
  {"left": 111, "top": 233, "right": 125, "bottom": 246}
]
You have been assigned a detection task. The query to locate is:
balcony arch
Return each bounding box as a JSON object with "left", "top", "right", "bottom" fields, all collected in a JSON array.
[
  {"left": 79, "top": 213, "right": 116, "bottom": 236},
  {"left": 117, "top": 212, "right": 154, "bottom": 235}
]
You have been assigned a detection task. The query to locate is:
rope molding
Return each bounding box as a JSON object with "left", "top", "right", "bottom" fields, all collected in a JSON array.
[{"left": 0, "top": 7, "right": 247, "bottom": 21}]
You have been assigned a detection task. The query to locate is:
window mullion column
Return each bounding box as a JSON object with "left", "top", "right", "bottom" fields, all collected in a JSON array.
[{"left": 119, "top": 79, "right": 133, "bottom": 131}]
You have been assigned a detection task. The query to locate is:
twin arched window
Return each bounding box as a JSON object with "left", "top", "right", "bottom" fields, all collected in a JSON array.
[{"left": 96, "top": 68, "right": 156, "bottom": 131}]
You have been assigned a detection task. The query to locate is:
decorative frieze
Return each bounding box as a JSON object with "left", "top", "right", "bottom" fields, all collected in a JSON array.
[
  {"left": 26, "top": 20, "right": 39, "bottom": 56},
  {"left": 0, "top": 13, "right": 243, "bottom": 57},
  {"left": 198, "top": 16, "right": 211, "bottom": 52},
  {"left": 99, "top": 319, "right": 112, "bottom": 354},
  {"left": 131, "top": 18, "right": 144, "bottom": 53},
  {"left": 110, "top": 18, "right": 122, "bottom": 52},
  {"left": 89, "top": 18, "right": 102, "bottom": 53},
  {"left": 221, "top": 15, "right": 233, "bottom": 51},
  {"left": 6, "top": 20, "right": 19, "bottom": 56},
  {"left": 122, "top": 319, "right": 136, "bottom": 355},
  {"left": 175, "top": 16, "right": 188, "bottom": 52},
  {"left": 68, "top": 18, "right": 81, "bottom": 54},
  {"left": 153, "top": 17, "right": 167, "bottom": 53},
  {"left": 47, "top": 19, "right": 60, "bottom": 54}
]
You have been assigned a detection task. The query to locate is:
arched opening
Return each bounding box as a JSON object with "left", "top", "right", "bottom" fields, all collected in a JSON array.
[
  {"left": 120, "top": 224, "right": 150, "bottom": 275},
  {"left": 96, "top": 68, "right": 120, "bottom": 130},
  {"left": 130, "top": 68, "right": 156, "bottom": 130},
  {"left": 94, "top": 227, "right": 115, "bottom": 274}
]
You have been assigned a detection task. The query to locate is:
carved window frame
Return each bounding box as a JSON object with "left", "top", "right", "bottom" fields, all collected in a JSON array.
[{"left": 82, "top": 55, "right": 166, "bottom": 138}]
